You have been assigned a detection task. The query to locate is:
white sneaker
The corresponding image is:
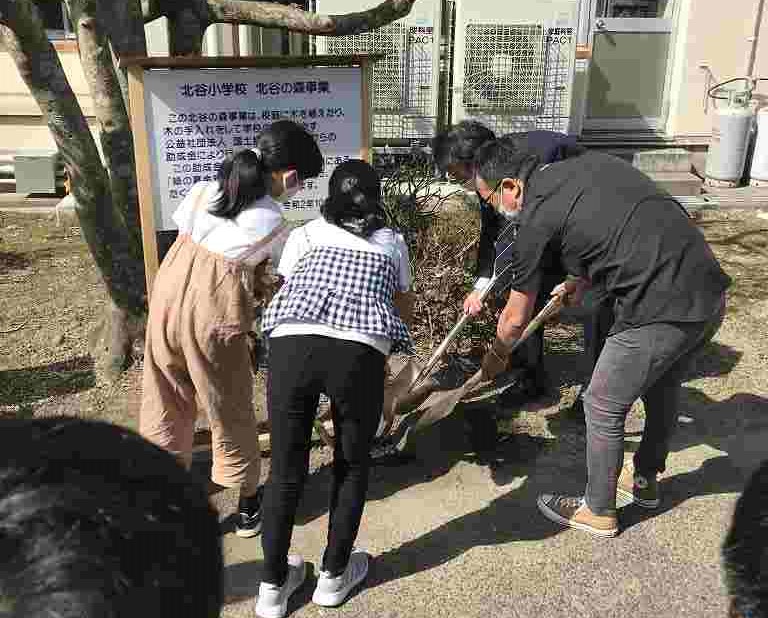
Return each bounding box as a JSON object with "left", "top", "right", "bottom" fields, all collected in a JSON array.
[
  {"left": 312, "top": 548, "right": 369, "bottom": 607},
  {"left": 255, "top": 555, "right": 306, "bottom": 618}
]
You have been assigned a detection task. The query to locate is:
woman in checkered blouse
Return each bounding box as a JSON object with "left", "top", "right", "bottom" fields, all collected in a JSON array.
[{"left": 257, "top": 160, "right": 414, "bottom": 617}]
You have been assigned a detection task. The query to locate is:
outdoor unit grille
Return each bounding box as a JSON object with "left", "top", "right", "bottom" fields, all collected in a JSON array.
[
  {"left": 324, "top": 23, "right": 406, "bottom": 112},
  {"left": 451, "top": 0, "right": 579, "bottom": 135},
  {"left": 314, "top": 0, "right": 441, "bottom": 142},
  {"left": 462, "top": 24, "right": 546, "bottom": 112}
]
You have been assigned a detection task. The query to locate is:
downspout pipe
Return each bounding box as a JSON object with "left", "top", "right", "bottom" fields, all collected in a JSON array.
[{"left": 745, "top": 0, "right": 765, "bottom": 81}]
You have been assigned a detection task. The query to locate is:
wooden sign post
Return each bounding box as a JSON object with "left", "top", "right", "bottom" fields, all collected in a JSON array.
[{"left": 123, "top": 55, "right": 374, "bottom": 296}]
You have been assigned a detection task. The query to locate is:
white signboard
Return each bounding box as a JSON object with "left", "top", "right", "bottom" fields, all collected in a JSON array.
[{"left": 141, "top": 66, "right": 364, "bottom": 230}]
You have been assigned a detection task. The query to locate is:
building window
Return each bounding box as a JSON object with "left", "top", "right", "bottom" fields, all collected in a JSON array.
[{"left": 37, "top": 1, "right": 75, "bottom": 40}]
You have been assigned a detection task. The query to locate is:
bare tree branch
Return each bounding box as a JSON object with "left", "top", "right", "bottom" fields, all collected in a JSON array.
[
  {"left": 105, "top": 0, "right": 147, "bottom": 58},
  {"left": 204, "top": 0, "right": 416, "bottom": 34},
  {"left": 141, "top": 0, "right": 416, "bottom": 36}
]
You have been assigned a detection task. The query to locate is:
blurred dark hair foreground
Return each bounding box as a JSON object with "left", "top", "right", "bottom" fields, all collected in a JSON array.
[{"left": 0, "top": 417, "right": 222, "bottom": 618}]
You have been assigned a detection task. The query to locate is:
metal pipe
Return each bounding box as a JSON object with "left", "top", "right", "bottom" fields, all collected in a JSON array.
[
  {"left": 204, "top": 24, "right": 222, "bottom": 57},
  {"left": 745, "top": 0, "right": 766, "bottom": 78},
  {"left": 238, "top": 25, "right": 257, "bottom": 57}
]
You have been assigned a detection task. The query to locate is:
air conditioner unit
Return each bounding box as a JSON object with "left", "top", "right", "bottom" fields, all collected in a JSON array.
[
  {"left": 314, "top": 0, "right": 442, "bottom": 143},
  {"left": 451, "top": 0, "right": 579, "bottom": 135}
]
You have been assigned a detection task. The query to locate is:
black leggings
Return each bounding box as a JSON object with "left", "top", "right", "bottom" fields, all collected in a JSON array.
[{"left": 261, "top": 335, "right": 385, "bottom": 585}]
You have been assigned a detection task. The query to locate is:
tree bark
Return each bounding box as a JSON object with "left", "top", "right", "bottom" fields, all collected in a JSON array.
[
  {"left": 168, "top": 5, "right": 206, "bottom": 55},
  {"left": 204, "top": 0, "right": 416, "bottom": 34},
  {"left": 65, "top": 0, "right": 143, "bottom": 250},
  {"left": 101, "top": 0, "right": 146, "bottom": 109},
  {"left": 143, "top": 0, "right": 416, "bottom": 36},
  {"left": 0, "top": 0, "right": 146, "bottom": 377},
  {"left": 0, "top": 0, "right": 418, "bottom": 383}
]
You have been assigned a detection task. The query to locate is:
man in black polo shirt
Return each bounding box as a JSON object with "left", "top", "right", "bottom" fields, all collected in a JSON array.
[{"left": 474, "top": 142, "right": 730, "bottom": 537}]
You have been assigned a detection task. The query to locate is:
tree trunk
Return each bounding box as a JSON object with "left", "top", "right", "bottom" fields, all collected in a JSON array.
[
  {"left": 0, "top": 0, "right": 146, "bottom": 378},
  {"left": 100, "top": 0, "right": 146, "bottom": 111},
  {"left": 0, "top": 0, "right": 420, "bottom": 385},
  {"left": 168, "top": 6, "right": 206, "bottom": 55},
  {"left": 65, "top": 0, "right": 144, "bottom": 249}
]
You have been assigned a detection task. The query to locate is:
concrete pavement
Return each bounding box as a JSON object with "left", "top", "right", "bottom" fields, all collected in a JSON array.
[{"left": 210, "top": 302, "right": 768, "bottom": 618}]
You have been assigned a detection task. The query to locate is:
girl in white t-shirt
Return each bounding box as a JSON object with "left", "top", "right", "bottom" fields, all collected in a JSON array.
[
  {"left": 139, "top": 121, "right": 323, "bottom": 539},
  {"left": 256, "top": 160, "right": 414, "bottom": 617}
]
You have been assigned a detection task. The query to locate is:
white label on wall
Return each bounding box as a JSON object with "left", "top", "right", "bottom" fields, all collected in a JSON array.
[{"left": 142, "top": 66, "right": 364, "bottom": 230}]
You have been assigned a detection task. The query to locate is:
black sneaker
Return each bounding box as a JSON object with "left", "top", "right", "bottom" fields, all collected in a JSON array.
[
  {"left": 235, "top": 488, "right": 263, "bottom": 538},
  {"left": 498, "top": 368, "right": 548, "bottom": 408},
  {"left": 566, "top": 393, "right": 586, "bottom": 421}
]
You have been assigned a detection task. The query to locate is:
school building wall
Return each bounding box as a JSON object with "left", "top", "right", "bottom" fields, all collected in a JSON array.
[
  {"left": 0, "top": 18, "right": 306, "bottom": 156},
  {"left": 666, "top": 0, "right": 768, "bottom": 140},
  {"left": 1, "top": 4, "right": 767, "bottom": 153}
]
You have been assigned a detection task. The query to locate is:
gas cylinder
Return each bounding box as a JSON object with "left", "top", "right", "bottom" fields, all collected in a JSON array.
[
  {"left": 749, "top": 107, "right": 768, "bottom": 186},
  {"left": 705, "top": 91, "right": 755, "bottom": 187}
]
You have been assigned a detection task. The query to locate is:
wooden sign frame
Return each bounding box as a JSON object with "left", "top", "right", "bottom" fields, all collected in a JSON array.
[{"left": 124, "top": 55, "right": 375, "bottom": 297}]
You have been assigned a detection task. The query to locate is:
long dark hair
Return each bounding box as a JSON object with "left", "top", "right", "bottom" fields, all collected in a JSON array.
[
  {"left": 210, "top": 120, "right": 324, "bottom": 219},
  {"left": 321, "top": 160, "right": 386, "bottom": 238}
]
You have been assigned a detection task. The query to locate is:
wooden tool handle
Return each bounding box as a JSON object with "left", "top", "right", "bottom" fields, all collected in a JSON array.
[
  {"left": 463, "top": 294, "right": 564, "bottom": 394},
  {"left": 508, "top": 295, "right": 563, "bottom": 354},
  {"left": 411, "top": 277, "right": 498, "bottom": 388}
]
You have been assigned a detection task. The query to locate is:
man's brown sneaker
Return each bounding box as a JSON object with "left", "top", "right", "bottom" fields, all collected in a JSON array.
[
  {"left": 616, "top": 463, "right": 660, "bottom": 509},
  {"left": 537, "top": 494, "right": 618, "bottom": 538}
]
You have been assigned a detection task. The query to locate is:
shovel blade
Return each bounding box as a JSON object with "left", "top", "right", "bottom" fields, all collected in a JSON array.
[
  {"left": 412, "top": 371, "right": 486, "bottom": 431},
  {"left": 382, "top": 358, "right": 424, "bottom": 419}
]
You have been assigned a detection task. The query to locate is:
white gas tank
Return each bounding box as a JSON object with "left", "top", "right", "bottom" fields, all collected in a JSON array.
[
  {"left": 705, "top": 99, "right": 755, "bottom": 187},
  {"left": 749, "top": 107, "right": 768, "bottom": 186}
]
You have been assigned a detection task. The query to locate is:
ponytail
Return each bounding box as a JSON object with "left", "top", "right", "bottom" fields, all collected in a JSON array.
[
  {"left": 209, "top": 148, "right": 268, "bottom": 218},
  {"left": 209, "top": 120, "right": 324, "bottom": 219}
]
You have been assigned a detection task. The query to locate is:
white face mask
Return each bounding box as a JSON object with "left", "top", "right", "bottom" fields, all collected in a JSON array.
[
  {"left": 499, "top": 208, "right": 520, "bottom": 222},
  {"left": 274, "top": 170, "right": 300, "bottom": 203}
]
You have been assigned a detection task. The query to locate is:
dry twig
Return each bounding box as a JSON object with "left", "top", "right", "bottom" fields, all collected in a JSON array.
[{"left": 0, "top": 319, "right": 29, "bottom": 334}]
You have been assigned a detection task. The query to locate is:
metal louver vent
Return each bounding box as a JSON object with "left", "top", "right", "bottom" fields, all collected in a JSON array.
[
  {"left": 462, "top": 24, "right": 546, "bottom": 112},
  {"left": 324, "top": 23, "right": 406, "bottom": 111}
]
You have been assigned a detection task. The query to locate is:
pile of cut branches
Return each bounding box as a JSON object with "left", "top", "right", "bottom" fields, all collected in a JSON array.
[{"left": 380, "top": 157, "right": 498, "bottom": 358}]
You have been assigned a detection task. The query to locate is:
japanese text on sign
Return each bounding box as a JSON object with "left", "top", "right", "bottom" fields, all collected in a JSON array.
[{"left": 143, "top": 67, "right": 364, "bottom": 229}]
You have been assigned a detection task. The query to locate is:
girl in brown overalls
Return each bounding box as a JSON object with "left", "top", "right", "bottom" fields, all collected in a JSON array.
[{"left": 140, "top": 121, "right": 323, "bottom": 537}]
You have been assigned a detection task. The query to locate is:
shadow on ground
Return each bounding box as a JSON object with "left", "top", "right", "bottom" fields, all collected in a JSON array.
[
  {"left": 223, "top": 560, "right": 318, "bottom": 612},
  {"left": 0, "top": 250, "right": 31, "bottom": 271},
  {"left": 0, "top": 355, "right": 95, "bottom": 407},
  {"left": 214, "top": 332, "right": 758, "bottom": 606},
  {"left": 365, "top": 385, "right": 767, "bottom": 591},
  {"left": 621, "top": 389, "right": 768, "bottom": 529}
]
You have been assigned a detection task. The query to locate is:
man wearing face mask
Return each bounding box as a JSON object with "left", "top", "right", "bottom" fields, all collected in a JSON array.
[
  {"left": 473, "top": 141, "right": 730, "bottom": 537},
  {"left": 432, "top": 124, "right": 588, "bottom": 406}
]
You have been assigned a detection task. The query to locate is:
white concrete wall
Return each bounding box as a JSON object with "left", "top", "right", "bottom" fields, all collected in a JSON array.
[
  {"left": 0, "top": 17, "right": 172, "bottom": 153},
  {"left": 666, "top": 0, "right": 768, "bottom": 139}
]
